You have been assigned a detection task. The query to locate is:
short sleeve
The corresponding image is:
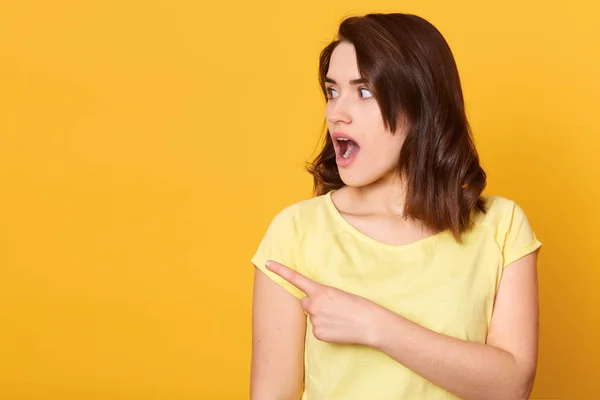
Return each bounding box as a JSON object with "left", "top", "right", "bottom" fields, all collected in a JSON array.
[
  {"left": 250, "top": 205, "right": 305, "bottom": 299},
  {"left": 501, "top": 201, "right": 543, "bottom": 268}
]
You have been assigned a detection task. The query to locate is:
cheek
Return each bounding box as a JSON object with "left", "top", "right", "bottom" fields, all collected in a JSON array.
[
  {"left": 361, "top": 134, "right": 405, "bottom": 172},
  {"left": 390, "top": 133, "right": 406, "bottom": 152},
  {"left": 378, "top": 137, "right": 403, "bottom": 157},
  {"left": 363, "top": 115, "right": 405, "bottom": 157}
]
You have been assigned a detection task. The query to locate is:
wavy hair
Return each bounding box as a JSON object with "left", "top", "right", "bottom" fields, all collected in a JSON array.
[{"left": 306, "top": 13, "right": 488, "bottom": 242}]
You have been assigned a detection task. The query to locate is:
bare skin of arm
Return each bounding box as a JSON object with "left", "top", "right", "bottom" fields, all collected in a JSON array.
[{"left": 250, "top": 267, "right": 306, "bottom": 400}]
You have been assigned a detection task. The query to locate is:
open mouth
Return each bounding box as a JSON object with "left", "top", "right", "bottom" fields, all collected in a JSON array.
[{"left": 336, "top": 137, "right": 360, "bottom": 159}]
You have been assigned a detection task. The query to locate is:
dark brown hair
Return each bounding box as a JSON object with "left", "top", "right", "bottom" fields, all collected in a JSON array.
[{"left": 306, "top": 13, "right": 487, "bottom": 242}]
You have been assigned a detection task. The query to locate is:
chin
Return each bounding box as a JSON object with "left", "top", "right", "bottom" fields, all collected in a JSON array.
[{"left": 338, "top": 170, "right": 380, "bottom": 188}]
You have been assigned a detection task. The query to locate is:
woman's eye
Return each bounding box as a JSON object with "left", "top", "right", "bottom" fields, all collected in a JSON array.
[
  {"left": 360, "top": 88, "right": 373, "bottom": 98},
  {"left": 326, "top": 88, "right": 339, "bottom": 99}
]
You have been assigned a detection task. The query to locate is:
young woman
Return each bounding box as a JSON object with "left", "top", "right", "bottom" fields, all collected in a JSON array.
[{"left": 250, "top": 13, "right": 542, "bottom": 400}]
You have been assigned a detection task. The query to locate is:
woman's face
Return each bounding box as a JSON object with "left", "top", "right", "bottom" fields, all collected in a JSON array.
[{"left": 325, "top": 41, "right": 407, "bottom": 188}]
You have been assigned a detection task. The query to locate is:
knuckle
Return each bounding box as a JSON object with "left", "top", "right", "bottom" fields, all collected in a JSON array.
[{"left": 309, "top": 300, "right": 321, "bottom": 313}]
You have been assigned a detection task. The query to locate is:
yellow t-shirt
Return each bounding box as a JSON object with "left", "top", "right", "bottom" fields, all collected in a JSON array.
[{"left": 251, "top": 190, "right": 542, "bottom": 399}]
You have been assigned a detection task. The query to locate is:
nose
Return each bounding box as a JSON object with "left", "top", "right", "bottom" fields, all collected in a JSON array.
[{"left": 326, "top": 96, "right": 352, "bottom": 125}]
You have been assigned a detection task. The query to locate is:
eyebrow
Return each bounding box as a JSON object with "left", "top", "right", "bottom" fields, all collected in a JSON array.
[{"left": 325, "top": 77, "right": 367, "bottom": 85}]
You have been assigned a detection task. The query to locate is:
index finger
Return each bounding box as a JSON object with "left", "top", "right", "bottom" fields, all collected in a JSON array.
[{"left": 265, "top": 260, "right": 320, "bottom": 296}]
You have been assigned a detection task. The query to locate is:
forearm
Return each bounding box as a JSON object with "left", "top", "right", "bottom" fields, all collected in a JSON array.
[{"left": 370, "top": 308, "right": 534, "bottom": 400}]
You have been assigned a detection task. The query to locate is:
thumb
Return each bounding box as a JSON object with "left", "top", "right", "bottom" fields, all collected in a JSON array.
[{"left": 300, "top": 296, "right": 312, "bottom": 315}]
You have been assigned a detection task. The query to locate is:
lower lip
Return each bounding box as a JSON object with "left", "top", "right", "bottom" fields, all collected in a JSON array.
[{"left": 336, "top": 147, "right": 360, "bottom": 167}]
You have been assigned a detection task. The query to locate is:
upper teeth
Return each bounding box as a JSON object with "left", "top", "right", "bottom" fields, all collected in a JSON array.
[{"left": 337, "top": 138, "right": 349, "bottom": 141}]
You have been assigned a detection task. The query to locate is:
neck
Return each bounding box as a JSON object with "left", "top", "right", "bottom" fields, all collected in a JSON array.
[{"left": 349, "top": 172, "right": 408, "bottom": 218}]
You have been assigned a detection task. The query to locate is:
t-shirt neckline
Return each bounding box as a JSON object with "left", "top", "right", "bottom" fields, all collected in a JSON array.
[{"left": 324, "top": 190, "right": 449, "bottom": 250}]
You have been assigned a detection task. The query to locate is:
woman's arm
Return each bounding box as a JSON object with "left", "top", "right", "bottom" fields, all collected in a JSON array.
[
  {"left": 264, "top": 249, "right": 539, "bottom": 399},
  {"left": 250, "top": 267, "right": 306, "bottom": 400},
  {"left": 371, "top": 251, "right": 539, "bottom": 400}
]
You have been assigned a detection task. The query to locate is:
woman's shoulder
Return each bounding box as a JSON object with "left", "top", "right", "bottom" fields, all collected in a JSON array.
[
  {"left": 475, "top": 194, "right": 511, "bottom": 220},
  {"left": 267, "top": 193, "right": 330, "bottom": 227},
  {"left": 475, "top": 194, "right": 532, "bottom": 233},
  {"left": 482, "top": 194, "right": 516, "bottom": 214}
]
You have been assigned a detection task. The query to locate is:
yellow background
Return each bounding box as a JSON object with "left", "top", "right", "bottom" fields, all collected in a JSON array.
[{"left": 0, "top": 0, "right": 598, "bottom": 398}]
